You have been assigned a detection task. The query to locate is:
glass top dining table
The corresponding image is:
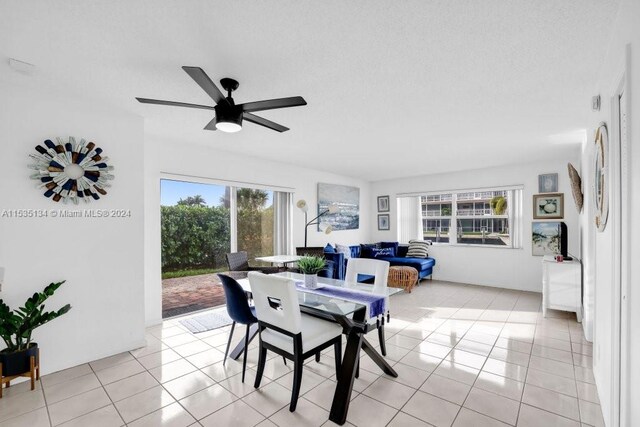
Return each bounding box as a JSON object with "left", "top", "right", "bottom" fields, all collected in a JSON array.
[{"left": 236, "top": 271, "right": 403, "bottom": 318}]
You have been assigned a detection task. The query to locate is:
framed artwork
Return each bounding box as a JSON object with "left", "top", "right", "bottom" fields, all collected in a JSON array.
[
  {"left": 538, "top": 173, "right": 558, "bottom": 193},
  {"left": 378, "top": 214, "right": 390, "bottom": 230},
  {"left": 533, "top": 193, "right": 564, "bottom": 219},
  {"left": 594, "top": 123, "right": 609, "bottom": 231},
  {"left": 532, "top": 221, "right": 562, "bottom": 256},
  {"left": 317, "top": 183, "right": 359, "bottom": 230},
  {"left": 377, "top": 195, "right": 390, "bottom": 212}
]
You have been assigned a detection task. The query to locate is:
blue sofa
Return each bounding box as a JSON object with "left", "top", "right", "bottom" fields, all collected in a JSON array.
[{"left": 323, "top": 242, "right": 435, "bottom": 282}]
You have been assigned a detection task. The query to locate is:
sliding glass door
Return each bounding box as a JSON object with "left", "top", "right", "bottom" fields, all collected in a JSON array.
[
  {"left": 160, "top": 178, "right": 289, "bottom": 318},
  {"left": 236, "top": 188, "right": 274, "bottom": 260},
  {"left": 160, "top": 179, "right": 231, "bottom": 274}
]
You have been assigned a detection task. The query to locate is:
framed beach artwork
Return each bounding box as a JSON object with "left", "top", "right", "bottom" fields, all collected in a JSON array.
[
  {"left": 532, "top": 221, "right": 562, "bottom": 256},
  {"left": 538, "top": 173, "right": 558, "bottom": 193},
  {"left": 317, "top": 183, "right": 360, "bottom": 230},
  {"left": 378, "top": 214, "right": 390, "bottom": 230},
  {"left": 377, "top": 195, "right": 390, "bottom": 212},
  {"left": 533, "top": 193, "right": 564, "bottom": 219}
]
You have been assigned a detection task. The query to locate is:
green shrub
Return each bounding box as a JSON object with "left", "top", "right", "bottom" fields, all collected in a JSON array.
[{"left": 161, "top": 205, "right": 231, "bottom": 270}]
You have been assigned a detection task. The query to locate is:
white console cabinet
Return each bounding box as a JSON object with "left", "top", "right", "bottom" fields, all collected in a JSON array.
[{"left": 542, "top": 255, "right": 582, "bottom": 322}]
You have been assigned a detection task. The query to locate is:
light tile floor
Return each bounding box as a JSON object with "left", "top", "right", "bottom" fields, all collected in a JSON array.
[{"left": 0, "top": 280, "right": 605, "bottom": 427}]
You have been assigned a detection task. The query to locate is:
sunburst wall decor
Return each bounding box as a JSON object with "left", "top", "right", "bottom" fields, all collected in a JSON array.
[{"left": 29, "top": 137, "right": 114, "bottom": 204}]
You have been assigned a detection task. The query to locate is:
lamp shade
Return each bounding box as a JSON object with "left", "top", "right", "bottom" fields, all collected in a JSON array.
[
  {"left": 296, "top": 199, "right": 308, "bottom": 212},
  {"left": 327, "top": 203, "right": 340, "bottom": 214},
  {"left": 214, "top": 105, "right": 243, "bottom": 133},
  {"left": 319, "top": 223, "right": 333, "bottom": 234}
]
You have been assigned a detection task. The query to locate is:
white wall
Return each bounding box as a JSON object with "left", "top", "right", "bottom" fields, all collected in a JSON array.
[
  {"left": 370, "top": 159, "right": 581, "bottom": 292},
  {"left": 581, "top": 0, "right": 640, "bottom": 424},
  {"left": 0, "top": 82, "right": 146, "bottom": 375},
  {"left": 144, "top": 138, "right": 372, "bottom": 325}
]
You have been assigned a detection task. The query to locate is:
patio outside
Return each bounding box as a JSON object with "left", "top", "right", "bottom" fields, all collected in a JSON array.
[{"left": 161, "top": 179, "right": 273, "bottom": 318}]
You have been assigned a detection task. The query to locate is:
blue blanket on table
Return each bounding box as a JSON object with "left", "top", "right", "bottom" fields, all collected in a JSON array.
[{"left": 295, "top": 281, "right": 386, "bottom": 318}]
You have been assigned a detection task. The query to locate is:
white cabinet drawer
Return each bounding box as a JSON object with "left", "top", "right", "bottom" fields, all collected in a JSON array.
[{"left": 542, "top": 258, "right": 582, "bottom": 321}]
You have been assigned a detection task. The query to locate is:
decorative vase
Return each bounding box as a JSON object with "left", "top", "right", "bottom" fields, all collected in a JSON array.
[
  {"left": 0, "top": 343, "right": 39, "bottom": 378},
  {"left": 304, "top": 274, "right": 318, "bottom": 289}
]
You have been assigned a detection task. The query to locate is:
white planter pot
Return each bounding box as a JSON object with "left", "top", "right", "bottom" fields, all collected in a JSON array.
[{"left": 304, "top": 274, "right": 318, "bottom": 289}]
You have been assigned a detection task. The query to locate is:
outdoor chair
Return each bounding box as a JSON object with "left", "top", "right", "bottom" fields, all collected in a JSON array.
[{"left": 225, "top": 251, "right": 280, "bottom": 274}]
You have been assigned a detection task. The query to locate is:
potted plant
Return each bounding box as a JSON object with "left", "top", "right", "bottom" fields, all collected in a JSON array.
[
  {"left": 297, "top": 256, "right": 327, "bottom": 289},
  {"left": 490, "top": 196, "right": 507, "bottom": 215},
  {"left": 0, "top": 280, "right": 71, "bottom": 396}
]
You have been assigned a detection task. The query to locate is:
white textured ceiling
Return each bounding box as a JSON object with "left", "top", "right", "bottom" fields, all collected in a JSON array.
[{"left": 0, "top": 0, "right": 619, "bottom": 180}]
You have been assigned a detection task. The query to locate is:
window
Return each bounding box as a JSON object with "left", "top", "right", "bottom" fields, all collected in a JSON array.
[
  {"left": 398, "top": 187, "right": 522, "bottom": 248},
  {"left": 160, "top": 179, "right": 291, "bottom": 274}
]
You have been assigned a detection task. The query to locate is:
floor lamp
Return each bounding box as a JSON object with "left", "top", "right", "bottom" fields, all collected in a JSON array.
[{"left": 297, "top": 200, "right": 338, "bottom": 247}]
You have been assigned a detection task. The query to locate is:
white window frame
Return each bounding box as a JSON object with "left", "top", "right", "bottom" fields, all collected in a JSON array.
[
  {"left": 398, "top": 185, "right": 523, "bottom": 249},
  {"left": 160, "top": 172, "right": 294, "bottom": 255}
]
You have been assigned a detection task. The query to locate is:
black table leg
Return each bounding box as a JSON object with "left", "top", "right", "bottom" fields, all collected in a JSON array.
[
  {"left": 229, "top": 323, "right": 259, "bottom": 360},
  {"left": 329, "top": 308, "right": 366, "bottom": 425},
  {"left": 360, "top": 337, "right": 397, "bottom": 377}
]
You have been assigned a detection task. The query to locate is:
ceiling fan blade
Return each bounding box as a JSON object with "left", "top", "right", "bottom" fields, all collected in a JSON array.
[
  {"left": 182, "top": 66, "right": 229, "bottom": 106},
  {"left": 136, "top": 97, "right": 215, "bottom": 110},
  {"left": 240, "top": 96, "right": 307, "bottom": 113},
  {"left": 243, "top": 113, "right": 289, "bottom": 132},
  {"left": 203, "top": 117, "right": 217, "bottom": 131}
]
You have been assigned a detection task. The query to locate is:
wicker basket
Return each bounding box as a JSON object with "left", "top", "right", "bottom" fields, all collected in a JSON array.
[{"left": 387, "top": 266, "right": 419, "bottom": 293}]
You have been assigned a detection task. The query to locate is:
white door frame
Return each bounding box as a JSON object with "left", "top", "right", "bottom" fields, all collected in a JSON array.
[{"left": 609, "top": 44, "right": 631, "bottom": 427}]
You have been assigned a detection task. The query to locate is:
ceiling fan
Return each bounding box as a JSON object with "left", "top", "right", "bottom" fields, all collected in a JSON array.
[{"left": 136, "top": 66, "right": 307, "bottom": 133}]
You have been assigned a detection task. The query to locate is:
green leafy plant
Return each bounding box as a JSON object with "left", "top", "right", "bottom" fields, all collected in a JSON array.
[
  {"left": 297, "top": 256, "right": 327, "bottom": 275},
  {"left": 490, "top": 196, "right": 507, "bottom": 215},
  {"left": 0, "top": 281, "right": 71, "bottom": 353}
]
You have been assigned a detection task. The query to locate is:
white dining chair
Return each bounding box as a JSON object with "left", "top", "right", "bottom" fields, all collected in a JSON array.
[
  {"left": 248, "top": 272, "right": 343, "bottom": 412},
  {"left": 345, "top": 258, "right": 391, "bottom": 355}
]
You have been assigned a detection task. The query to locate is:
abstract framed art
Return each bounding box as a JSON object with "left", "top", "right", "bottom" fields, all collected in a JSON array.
[
  {"left": 378, "top": 214, "right": 390, "bottom": 230},
  {"left": 317, "top": 183, "right": 360, "bottom": 230},
  {"left": 377, "top": 195, "right": 390, "bottom": 212}
]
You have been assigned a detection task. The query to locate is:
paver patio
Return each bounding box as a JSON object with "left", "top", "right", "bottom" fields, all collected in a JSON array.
[{"left": 162, "top": 271, "right": 247, "bottom": 318}]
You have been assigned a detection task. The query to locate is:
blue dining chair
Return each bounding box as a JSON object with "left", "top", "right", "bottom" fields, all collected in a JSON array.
[{"left": 218, "top": 273, "right": 258, "bottom": 383}]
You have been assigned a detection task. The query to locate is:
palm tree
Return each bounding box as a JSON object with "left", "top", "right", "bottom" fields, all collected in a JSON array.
[{"left": 177, "top": 195, "right": 207, "bottom": 207}]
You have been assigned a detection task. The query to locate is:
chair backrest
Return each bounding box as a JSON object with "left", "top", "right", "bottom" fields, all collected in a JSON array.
[
  {"left": 248, "top": 272, "right": 302, "bottom": 334},
  {"left": 218, "top": 274, "right": 257, "bottom": 324},
  {"left": 345, "top": 258, "right": 390, "bottom": 294},
  {"left": 226, "top": 251, "right": 250, "bottom": 271}
]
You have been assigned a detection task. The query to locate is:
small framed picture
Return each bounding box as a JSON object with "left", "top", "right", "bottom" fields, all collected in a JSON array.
[
  {"left": 533, "top": 193, "right": 564, "bottom": 219},
  {"left": 377, "top": 195, "right": 390, "bottom": 212},
  {"left": 538, "top": 173, "right": 558, "bottom": 193},
  {"left": 378, "top": 214, "right": 390, "bottom": 230}
]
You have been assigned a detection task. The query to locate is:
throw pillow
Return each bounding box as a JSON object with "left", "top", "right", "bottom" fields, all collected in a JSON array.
[
  {"left": 379, "top": 241, "right": 399, "bottom": 254},
  {"left": 324, "top": 243, "right": 336, "bottom": 253},
  {"left": 335, "top": 243, "right": 351, "bottom": 259},
  {"left": 406, "top": 239, "right": 430, "bottom": 258},
  {"left": 371, "top": 247, "right": 395, "bottom": 258},
  {"left": 359, "top": 243, "right": 379, "bottom": 258}
]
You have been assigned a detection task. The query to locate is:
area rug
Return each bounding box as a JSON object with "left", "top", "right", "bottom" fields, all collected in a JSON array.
[{"left": 179, "top": 307, "right": 233, "bottom": 333}]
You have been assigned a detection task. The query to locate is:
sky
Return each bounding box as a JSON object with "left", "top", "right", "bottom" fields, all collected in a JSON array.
[
  {"left": 160, "top": 179, "right": 273, "bottom": 207},
  {"left": 161, "top": 179, "right": 228, "bottom": 207}
]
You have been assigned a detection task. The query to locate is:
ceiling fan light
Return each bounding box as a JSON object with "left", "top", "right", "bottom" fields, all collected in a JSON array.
[
  {"left": 215, "top": 121, "right": 242, "bottom": 133},
  {"left": 214, "top": 106, "right": 243, "bottom": 133}
]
